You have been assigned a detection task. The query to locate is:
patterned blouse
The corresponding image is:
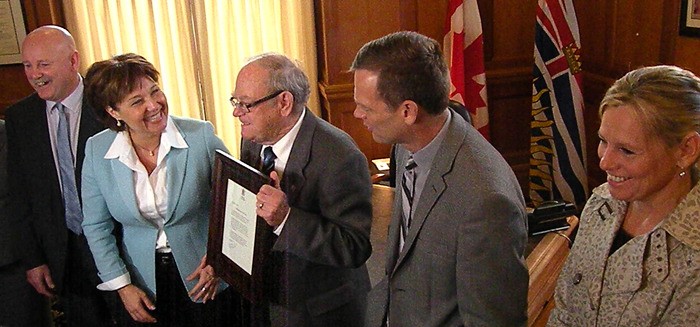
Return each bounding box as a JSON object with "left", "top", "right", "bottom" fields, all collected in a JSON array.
[{"left": 547, "top": 182, "right": 700, "bottom": 326}]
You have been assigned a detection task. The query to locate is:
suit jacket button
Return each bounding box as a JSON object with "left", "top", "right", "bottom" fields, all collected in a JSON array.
[{"left": 573, "top": 273, "right": 582, "bottom": 285}]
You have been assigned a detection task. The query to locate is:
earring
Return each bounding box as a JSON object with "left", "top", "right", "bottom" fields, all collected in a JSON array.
[
  {"left": 680, "top": 170, "right": 687, "bottom": 177},
  {"left": 116, "top": 120, "right": 122, "bottom": 127}
]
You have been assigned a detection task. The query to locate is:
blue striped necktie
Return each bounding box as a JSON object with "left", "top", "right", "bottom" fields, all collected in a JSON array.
[
  {"left": 261, "top": 146, "right": 277, "bottom": 176},
  {"left": 55, "top": 103, "right": 83, "bottom": 235}
]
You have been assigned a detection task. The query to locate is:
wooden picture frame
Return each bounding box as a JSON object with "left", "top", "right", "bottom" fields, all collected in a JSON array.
[
  {"left": 680, "top": 0, "right": 700, "bottom": 37},
  {"left": 206, "top": 150, "right": 274, "bottom": 303},
  {"left": 0, "top": 0, "right": 27, "bottom": 64}
]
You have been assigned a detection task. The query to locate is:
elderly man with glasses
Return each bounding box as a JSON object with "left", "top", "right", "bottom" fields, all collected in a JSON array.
[{"left": 229, "top": 53, "right": 373, "bottom": 327}]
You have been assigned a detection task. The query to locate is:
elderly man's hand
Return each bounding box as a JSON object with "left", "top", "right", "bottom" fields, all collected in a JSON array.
[{"left": 256, "top": 171, "right": 290, "bottom": 228}]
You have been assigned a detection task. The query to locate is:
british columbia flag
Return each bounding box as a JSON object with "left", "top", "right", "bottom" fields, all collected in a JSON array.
[
  {"left": 443, "top": 0, "right": 489, "bottom": 139},
  {"left": 529, "top": 0, "right": 588, "bottom": 206}
]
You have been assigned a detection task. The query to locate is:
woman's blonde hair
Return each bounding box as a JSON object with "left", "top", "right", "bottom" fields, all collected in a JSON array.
[
  {"left": 600, "top": 65, "right": 700, "bottom": 177},
  {"left": 599, "top": 65, "right": 700, "bottom": 147}
]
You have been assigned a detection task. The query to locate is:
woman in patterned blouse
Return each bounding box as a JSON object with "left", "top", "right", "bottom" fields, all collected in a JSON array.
[{"left": 548, "top": 65, "right": 700, "bottom": 326}]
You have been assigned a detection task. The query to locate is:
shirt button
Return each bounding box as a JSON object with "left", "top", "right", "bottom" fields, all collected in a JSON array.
[{"left": 573, "top": 273, "right": 582, "bottom": 285}]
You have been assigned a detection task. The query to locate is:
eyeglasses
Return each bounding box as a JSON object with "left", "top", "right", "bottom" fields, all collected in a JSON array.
[{"left": 230, "top": 90, "right": 284, "bottom": 113}]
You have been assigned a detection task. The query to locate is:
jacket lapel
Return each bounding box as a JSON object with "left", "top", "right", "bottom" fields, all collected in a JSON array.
[
  {"left": 111, "top": 158, "right": 145, "bottom": 223},
  {"left": 165, "top": 122, "right": 189, "bottom": 223},
  {"left": 243, "top": 142, "right": 263, "bottom": 172},
  {"left": 391, "top": 113, "right": 466, "bottom": 275},
  {"left": 281, "top": 109, "right": 315, "bottom": 205},
  {"left": 76, "top": 98, "right": 105, "bottom": 193},
  {"left": 30, "top": 99, "right": 62, "bottom": 193},
  {"left": 587, "top": 198, "right": 625, "bottom": 304},
  {"left": 386, "top": 150, "right": 405, "bottom": 273}
]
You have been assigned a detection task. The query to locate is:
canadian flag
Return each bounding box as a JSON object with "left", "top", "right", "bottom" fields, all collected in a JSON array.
[{"left": 443, "top": 0, "right": 489, "bottom": 139}]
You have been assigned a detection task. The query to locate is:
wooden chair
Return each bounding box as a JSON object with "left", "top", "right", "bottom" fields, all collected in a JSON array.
[{"left": 525, "top": 216, "right": 578, "bottom": 326}]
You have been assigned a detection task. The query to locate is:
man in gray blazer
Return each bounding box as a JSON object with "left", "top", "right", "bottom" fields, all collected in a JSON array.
[
  {"left": 231, "top": 53, "right": 373, "bottom": 326},
  {"left": 351, "top": 31, "right": 529, "bottom": 326}
]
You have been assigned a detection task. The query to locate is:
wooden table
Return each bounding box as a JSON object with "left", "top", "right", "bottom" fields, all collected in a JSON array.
[{"left": 367, "top": 185, "right": 578, "bottom": 325}]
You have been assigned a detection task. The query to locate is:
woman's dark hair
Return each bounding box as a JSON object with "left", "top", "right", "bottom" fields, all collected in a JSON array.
[{"left": 84, "top": 53, "right": 160, "bottom": 131}]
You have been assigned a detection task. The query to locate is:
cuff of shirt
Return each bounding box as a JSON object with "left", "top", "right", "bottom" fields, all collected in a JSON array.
[
  {"left": 273, "top": 208, "right": 291, "bottom": 235},
  {"left": 97, "top": 272, "right": 131, "bottom": 291}
]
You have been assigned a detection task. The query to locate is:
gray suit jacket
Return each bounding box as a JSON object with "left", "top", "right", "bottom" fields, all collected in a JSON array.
[
  {"left": 240, "top": 109, "right": 372, "bottom": 326},
  {"left": 367, "top": 111, "right": 529, "bottom": 326}
]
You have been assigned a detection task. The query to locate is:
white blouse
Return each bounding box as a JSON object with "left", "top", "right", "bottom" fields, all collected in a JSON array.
[{"left": 97, "top": 117, "right": 188, "bottom": 291}]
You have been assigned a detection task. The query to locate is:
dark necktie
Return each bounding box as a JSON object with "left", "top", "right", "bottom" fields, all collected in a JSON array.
[
  {"left": 261, "top": 146, "right": 277, "bottom": 176},
  {"left": 55, "top": 103, "right": 83, "bottom": 235},
  {"left": 400, "top": 157, "right": 417, "bottom": 250}
]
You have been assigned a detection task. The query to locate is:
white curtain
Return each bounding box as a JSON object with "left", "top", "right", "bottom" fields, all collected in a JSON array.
[{"left": 64, "top": 0, "right": 319, "bottom": 157}]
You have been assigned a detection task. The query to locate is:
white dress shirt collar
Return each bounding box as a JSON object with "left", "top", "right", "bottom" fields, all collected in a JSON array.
[
  {"left": 264, "top": 109, "right": 306, "bottom": 179},
  {"left": 105, "top": 116, "right": 188, "bottom": 161},
  {"left": 97, "top": 116, "right": 187, "bottom": 291},
  {"left": 45, "top": 75, "right": 84, "bottom": 114},
  {"left": 104, "top": 115, "right": 187, "bottom": 251},
  {"left": 260, "top": 109, "right": 305, "bottom": 235}
]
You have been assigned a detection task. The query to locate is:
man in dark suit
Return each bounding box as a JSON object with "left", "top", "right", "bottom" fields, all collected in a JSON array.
[
  {"left": 0, "top": 119, "right": 53, "bottom": 326},
  {"left": 231, "top": 53, "right": 373, "bottom": 326},
  {"left": 5, "top": 25, "right": 114, "bottom": 326},
  {"left": 351, "top": 31, "right": 529, "bottom": 326}
]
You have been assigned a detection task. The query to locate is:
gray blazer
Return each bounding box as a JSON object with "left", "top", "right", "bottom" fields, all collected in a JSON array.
[
  {"left": 240, "top": 109, "right": 372, "bottom": 326},
  {"left": 367, "top": 111, "right": 529, "bottom": 326}
]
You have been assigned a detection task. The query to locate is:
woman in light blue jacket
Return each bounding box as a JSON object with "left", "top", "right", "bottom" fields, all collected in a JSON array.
[{"left": 82, "top": 53, "right": 235, "bottom": 326}]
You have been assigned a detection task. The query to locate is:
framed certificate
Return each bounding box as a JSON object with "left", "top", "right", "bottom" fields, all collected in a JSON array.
[
  {"left": 681, "top": 0, "right": 700, "bottom": 37},
  {"left": 207, "top": 150, "right": 274, "bottom": 303},
  {"left": 0, "top": 0, "right": 27, "bottom": 64}
]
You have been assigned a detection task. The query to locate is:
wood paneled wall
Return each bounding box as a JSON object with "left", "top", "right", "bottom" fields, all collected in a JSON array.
[
  {"left": 314, "top": 0, "right": 539, "bottom": 190},
  {"left": 3, "top": 0, "right": 700, "bottom": 196},
  {"left": 577, "top": 0, "right": 700, "bottom": 188},
  {"left": 0, "top": 0, "right": 64, "bottom": 118},
  {"left": 314, "top": 0, "right": 700, "bottom": 196}
]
